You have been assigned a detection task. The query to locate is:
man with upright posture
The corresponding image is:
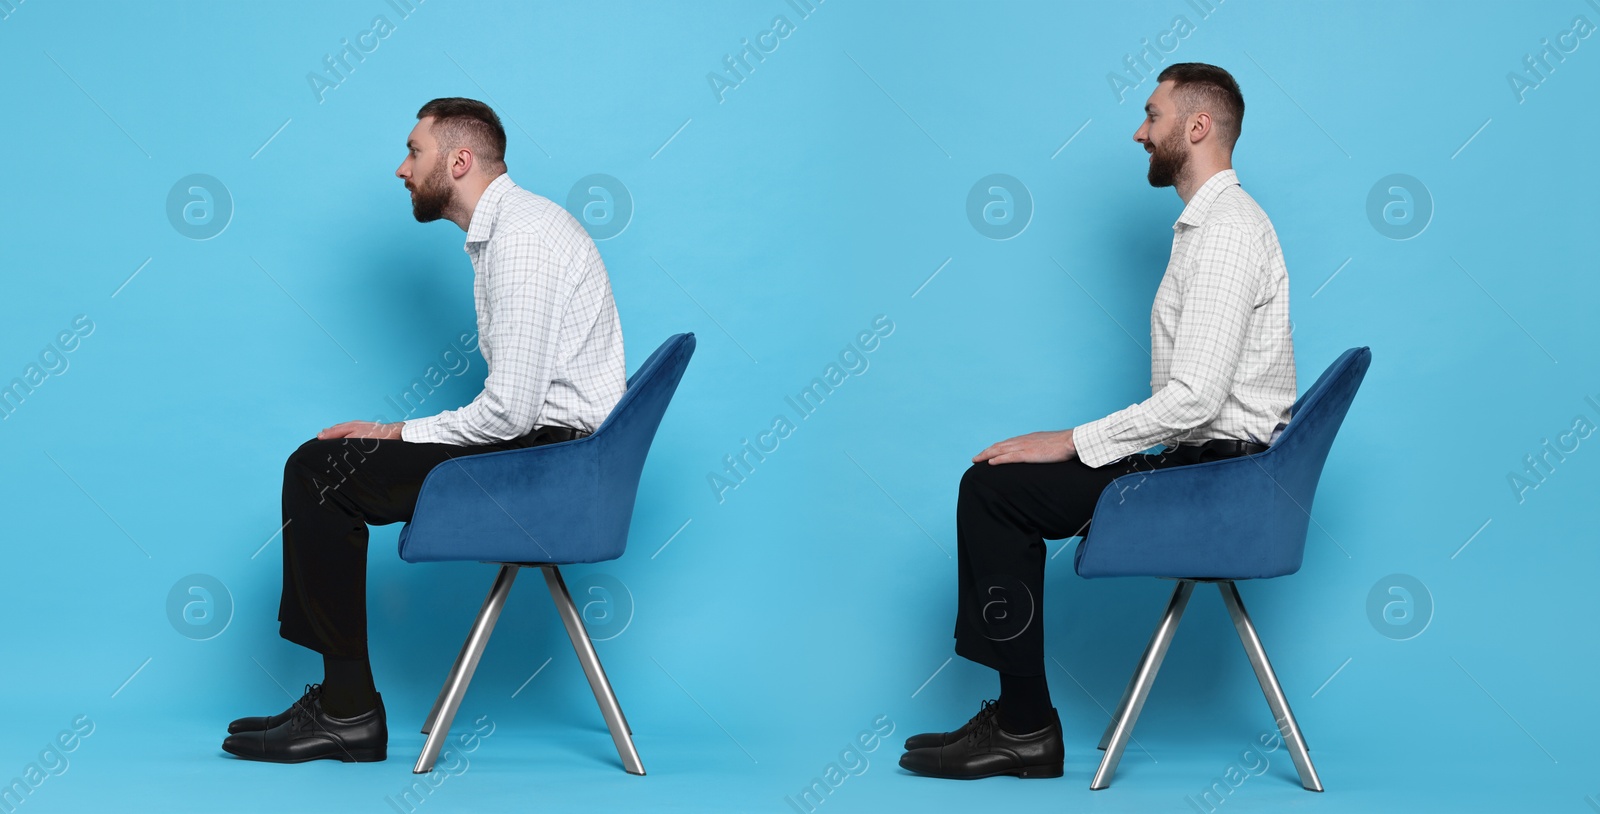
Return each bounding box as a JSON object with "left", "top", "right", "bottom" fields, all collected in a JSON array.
[
  {"left": 899, "top": 63, "right": 1296, "bottom": 780},
  {"left": 223, "top": 98, "right": 626, "bottom": 763}
]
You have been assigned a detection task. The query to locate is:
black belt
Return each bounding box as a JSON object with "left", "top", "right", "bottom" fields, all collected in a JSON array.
[
  {"left": 1178, "top": 438, "right": 1269, "bottom": 457},
  {"left": 529, "top": 425, "right": 588, "bottom": 444}
]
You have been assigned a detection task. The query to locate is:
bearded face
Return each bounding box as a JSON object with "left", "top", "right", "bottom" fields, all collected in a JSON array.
[
  {"left": 408, "top": 151, "right": 453, "bottom": 223},
  {"left": 1145, "top": 123, "right": 1188, "bottom": 189}
]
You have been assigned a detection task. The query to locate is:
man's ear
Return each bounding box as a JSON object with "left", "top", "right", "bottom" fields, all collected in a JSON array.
[
  {"left": 450, "top": 147, "right": 475, "bottom": 180},
  {"left": 1189, "top": 111, "right": 1213, "bottom": 145}
]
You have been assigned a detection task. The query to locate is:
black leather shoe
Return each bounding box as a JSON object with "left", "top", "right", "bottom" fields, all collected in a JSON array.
[
  {"left": 904, "top": 699, "right": 1000, "bottom": 751},
  {"left": 899, "top": 707, "right": 1063, "bottom": 780},
  {"left": 227, "top": 684, "right": 323, "bottom": 735},
  {"left": 221, "top": 693, "right": 386, "bottom": 763}
]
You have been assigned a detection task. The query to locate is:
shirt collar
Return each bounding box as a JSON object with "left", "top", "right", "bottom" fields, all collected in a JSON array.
[
  {"left": 464, "top": 173, "right": 515, "bottom": 247},
  {"left": 1174, "top": 168, "right": 1239, "bottom": 229}
]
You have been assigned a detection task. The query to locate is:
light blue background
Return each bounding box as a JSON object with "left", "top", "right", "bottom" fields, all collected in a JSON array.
[{"left": 2, "top": 1, "right": 1596, "bottom": 811}]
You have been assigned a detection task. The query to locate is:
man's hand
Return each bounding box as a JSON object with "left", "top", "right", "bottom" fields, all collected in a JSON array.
[
  {"left": 973, "top": 429, "right": 1076, "bottom": 465},
  {"left": 317, "top": 421, "right": 405, "bottom": 441}
]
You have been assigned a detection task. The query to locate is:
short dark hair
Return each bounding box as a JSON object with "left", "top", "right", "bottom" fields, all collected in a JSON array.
[
  {"left": 1156, "top": 63, "right": 1244, "bottom": 149},
  {"left": 416, "top": 97, "right": 507, "bottom": 172}
]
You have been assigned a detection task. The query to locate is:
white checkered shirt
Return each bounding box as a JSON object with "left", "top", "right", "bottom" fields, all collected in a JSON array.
[
  {"left": 402, "top": 174, "right": 626, "bottom": 445},
  {"left": 1074, "top": 169, "right": 1296, "bottom": 468}
]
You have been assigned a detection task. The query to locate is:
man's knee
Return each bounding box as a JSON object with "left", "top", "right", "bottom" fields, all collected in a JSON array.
[
  {"left": 960, "top": 461, "right": 995, "bottom": 490},
  {"left": 960, "top": 460, "right": 1022, "bottom": 500},
  {"left": 285, "top": 438, "right": 333, "bottom": 479},
  {"left": 284, "top": 438, "right": 378, "bottom": 506},
  {"left": 288, "top": 437, "right": 381, "bottom": 473}
]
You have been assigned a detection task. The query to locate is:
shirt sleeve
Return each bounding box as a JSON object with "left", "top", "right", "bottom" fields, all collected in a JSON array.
[
  {"left": 1073, "top": 221, "right": 1265, "bottom": 467},
  {"left": 401, "top": 231, "right": 576, "bottom": 445}
]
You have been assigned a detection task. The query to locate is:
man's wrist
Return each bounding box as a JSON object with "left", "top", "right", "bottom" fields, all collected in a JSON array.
[{"left": 1071, "top": 420, "right": 1109, "bottom": 466}]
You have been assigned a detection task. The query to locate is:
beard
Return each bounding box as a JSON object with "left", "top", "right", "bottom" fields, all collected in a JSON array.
[
  {"left": 1145, "top": 128, "right": 1188, "bottom": 188},
  {"left": 409, "top": 156, "right": 453, "bottom": 222}
]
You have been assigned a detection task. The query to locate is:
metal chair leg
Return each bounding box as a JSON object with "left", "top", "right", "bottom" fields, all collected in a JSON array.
[
  {"left": 414, "top": 565, "right": 519, "bottom": 774},
  {"left": 422, "top": 626, "right": 477, "bottom": 735},
  {"left": 1098, "top": 619, "right": 1163, "bottom": 751},
  {"left": 542, "top": 566, "right": 645, "bottom": 775},
  {"left": 1091, "top": 580, "right": 1194, "bottom": 790},
  {"left": 1218, "top": 581, "right": 1323, "bottom": 792}
]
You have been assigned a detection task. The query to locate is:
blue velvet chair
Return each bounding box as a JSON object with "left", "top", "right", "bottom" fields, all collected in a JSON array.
[
  {"left": 397, "top": 333, "right": 696, "bottom": 775},
  {"left": 1075, "top": 347, "right": 1371, "bottom": 791}
]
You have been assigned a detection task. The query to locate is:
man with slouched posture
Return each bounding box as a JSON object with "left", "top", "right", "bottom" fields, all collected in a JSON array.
[
  {"left": 899, "top": 63, "right": 1296, "bottom": 780},
  {"left": 222, "top": 98, "right": 626, "bottom": 763}
]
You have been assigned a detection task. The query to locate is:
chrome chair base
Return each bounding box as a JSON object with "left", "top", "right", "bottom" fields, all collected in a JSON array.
[
  {"left": 1090, "top": 580, "right": 1321, "bottom": 792},
  {"left": 414, "top": 564, "right": 645, "bottom": 776}
]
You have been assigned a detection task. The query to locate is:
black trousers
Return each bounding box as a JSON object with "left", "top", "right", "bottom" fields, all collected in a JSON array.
[
  {"left": 953, "top": 445, "right": 1248, "bottom": 676},
  {"left": 277, "top": 426, "right": 580, "bottom": 659}
]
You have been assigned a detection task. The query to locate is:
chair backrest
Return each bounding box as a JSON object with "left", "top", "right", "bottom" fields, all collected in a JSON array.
[
  {"left": 1260, "top": 346, "right": 1372, "bottom": 513},
  {"left": 398, "top": 333, "right": 695, "bottom": 566},
  {"left": 1074, "top": 347, "right": 1371, "bottom": 579},
  {"left": 583, "top": 332, "right": 697, "bottom": 557}
]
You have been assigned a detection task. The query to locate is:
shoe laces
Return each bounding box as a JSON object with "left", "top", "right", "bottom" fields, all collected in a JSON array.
[
  {"left": 287, "top": 684, "right": 322, "bottom": 732},
  {"left": 966, "top": 699, "right": 1000, "bottom": 746}
]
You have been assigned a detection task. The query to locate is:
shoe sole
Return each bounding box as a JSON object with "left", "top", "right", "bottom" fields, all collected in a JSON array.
[
  {"left": 1012, "top": 764, "right": 1064, "bottom": 779},
  {"left": 222, "top": 744, "right": 386, "bottom": 764},
  {"left": 900, "top": 762, "right": 1064, "bottom": 780}
]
